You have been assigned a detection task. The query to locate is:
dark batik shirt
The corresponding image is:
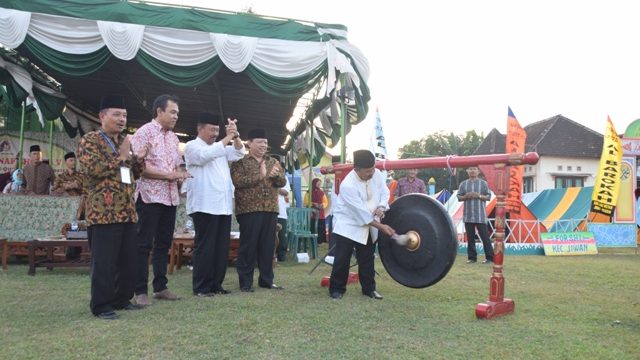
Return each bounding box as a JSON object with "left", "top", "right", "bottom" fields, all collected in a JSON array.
[
  {"left": 52, "top": 170, "right": 84, "bottom": 196},
  {"left": 78, "top": 131, "right": 143, "bottom": 226},
  {"left": 231, "top": 155, "right": 286, "bottom": 215}
]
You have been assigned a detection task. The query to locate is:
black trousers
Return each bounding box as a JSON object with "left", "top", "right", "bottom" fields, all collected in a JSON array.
[
  {"left": 236, "top": 212, "right": 277, "bottom": 289},
  {"left": 326, "top": 215, "right": 335, "bottom": 256},
  {"left": 329, "top": 232, "right": 376, "bottom": 295},
  {"left": 89, "top": 222, "right": 136, "bottom": 315},
  {"left": 134, "top": 198, "right": 177, "bottom": 295},
  {"left": 465, "top": 222, "right": 494, "bottom": 261},
  {"left": 313, "top": 218, "right": 327, "bottom": 244},
  {"left": 276, "top": 217, "right": 287, "bottom": 261},
  {"left": 191, "top": 212, "right": 231, "bottom": 294}
]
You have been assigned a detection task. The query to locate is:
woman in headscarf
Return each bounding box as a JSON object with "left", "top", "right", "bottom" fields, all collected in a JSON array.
[
  {"left": 2, "top": 169, "right": 25, "bottom": 194},
  {"left": 304, "top": 178, "right": 328, "bottom": 243}
]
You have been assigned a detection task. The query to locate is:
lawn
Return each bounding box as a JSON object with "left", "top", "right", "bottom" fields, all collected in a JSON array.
[{"left": 0, "top": 246, "right": 638, "bottom": 360}]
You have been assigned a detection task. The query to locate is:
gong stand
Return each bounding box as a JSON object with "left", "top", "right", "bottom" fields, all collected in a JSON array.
[
  {"left": 474, "top": 159, "right": 513, "bottom": 319},
  {"left": 322, "top": 152, "right": 540, "bottom": 320}
]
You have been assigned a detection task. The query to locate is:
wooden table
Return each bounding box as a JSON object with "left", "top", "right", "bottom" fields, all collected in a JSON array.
[
  {"left": 0, "top": 238, "right": 7, "bottom": 271},
  {"left": 168, "top": 233, "right": 240, "bottom": 274},
  {"left": 27, "top": 239, "right": 90, "bottom": 275},
  {"left": 168, "top": 233, "right": 194, "bottom": 274}
]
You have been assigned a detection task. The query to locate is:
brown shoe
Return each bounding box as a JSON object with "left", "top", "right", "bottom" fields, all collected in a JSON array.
[
  {"left": 153, "top": 289, "right": 180, "bottom": 301},
  {"left": 135, "top": 294, "right": 151, "bottom": 306}
]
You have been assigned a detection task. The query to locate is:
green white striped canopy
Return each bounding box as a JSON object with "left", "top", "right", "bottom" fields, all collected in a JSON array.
[{"left": 0, "top": 0, "right": 370, "bottom": 153}]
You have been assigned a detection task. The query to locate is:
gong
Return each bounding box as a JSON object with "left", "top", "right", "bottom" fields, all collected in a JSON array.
[{"left": 379, "top": 193, "right": 457, "bottom": 288}]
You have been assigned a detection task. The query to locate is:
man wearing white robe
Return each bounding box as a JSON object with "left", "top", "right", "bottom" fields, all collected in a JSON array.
[
  {"left": 185, "top": 113, "right": 244, "bottom": 296},
  {"left": 329, "top": 150, "right": 396, "bottom": 300}
]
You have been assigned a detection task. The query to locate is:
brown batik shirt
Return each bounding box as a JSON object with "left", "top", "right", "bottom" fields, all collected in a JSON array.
[
  {"left": 231, "top": 155, "right": 286, "bottom": 215},
  {"left": 78, "top": 131, "right": 143, "bottom": 226},
  {"left": 51, "top": 170, "right": 84, "bottom": 196}
]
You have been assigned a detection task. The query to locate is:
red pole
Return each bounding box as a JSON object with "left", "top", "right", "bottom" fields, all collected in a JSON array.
[{"left": 474, "top": 162, "right": 515, "bottom": 319}]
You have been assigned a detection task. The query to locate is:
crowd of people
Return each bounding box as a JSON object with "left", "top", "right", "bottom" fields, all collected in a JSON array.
[{"left": 2, "top": 93, "right": 495, "bottom": 320}]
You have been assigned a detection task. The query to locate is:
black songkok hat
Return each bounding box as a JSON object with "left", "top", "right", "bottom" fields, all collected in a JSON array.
[
  {"left": 353, "top": 150, "right": 376, "bottom": 168},
  {"left": 99, "top": 95, "right": 126, "bottom": 110},
  {"left": 247, "top": 128, "right": 267, "bottom": 140},
  {"left": 29, "top": 145, "right": 41, "bottom": 152},
  {"left": 198, "top": 112, "right": 220, "bottom": 125},
  {"left": 64, "top": 152, "right": 76, "bottom": 160}
]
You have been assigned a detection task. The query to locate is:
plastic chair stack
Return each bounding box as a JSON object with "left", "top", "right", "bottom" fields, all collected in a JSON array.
[{"left": 286, "top": 207, "right": 319, "bottom": 259}]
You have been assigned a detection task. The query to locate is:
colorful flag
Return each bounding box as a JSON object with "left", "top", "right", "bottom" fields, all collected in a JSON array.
[
  {"left": 505, "top": 107, "right": 526, "bottom": 215},
  {"left": 589, "top": 117, "right": 623, "bottom": 222}
]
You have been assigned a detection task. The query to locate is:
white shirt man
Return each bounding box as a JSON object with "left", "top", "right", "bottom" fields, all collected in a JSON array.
[
  {"left": 184, "top": 113, "right": 244, "bottom": 296},
  {"left": 329, "top": 150, "right": 395, "bottom": 301}
]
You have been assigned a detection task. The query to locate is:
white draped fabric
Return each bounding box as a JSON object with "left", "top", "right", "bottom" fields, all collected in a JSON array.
[
  {"left": 0, "top": 7, "right": 369, "bottom": 96},
  {"left": 211, "top": 33, "right": 257, "bottom": 73},
  {"left": 0, "top": 9, "right": 30, "bottom": 48},
  {"left": 97, "top": 21, "right": 145, "bottom": 61}
]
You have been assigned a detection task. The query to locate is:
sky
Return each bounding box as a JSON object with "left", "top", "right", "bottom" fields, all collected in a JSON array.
[{"left": 152, "top": 0, "right": 640, "bottom": 158}]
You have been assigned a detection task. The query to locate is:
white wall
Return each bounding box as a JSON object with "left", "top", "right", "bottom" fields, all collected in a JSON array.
[{"left": 523, "top": 156, "right": 599, "bottom": 192}]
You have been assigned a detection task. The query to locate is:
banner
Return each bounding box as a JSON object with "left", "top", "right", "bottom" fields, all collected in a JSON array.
[
  {"left": 613, "top": 157, "right": 636, "bottom": 223},
  {"left": 505, "top": 107, "right": 526, "bottom": 214},
  {"left": 541, "top": 232, "right": 598, "bottom": 256},
  {"left": 589, "top": 117, "right": 622, "bottom": 222},
  {"left": 370, "top": 108, "right": 388, "bottom": 160},
  {"left": 0, "top": 133, "right": 69, "bottom": 174}
]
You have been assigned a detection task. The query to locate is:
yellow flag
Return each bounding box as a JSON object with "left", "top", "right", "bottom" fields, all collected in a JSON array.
[{"left": 589, "top": 117, "right": 622, "bottom": 222}]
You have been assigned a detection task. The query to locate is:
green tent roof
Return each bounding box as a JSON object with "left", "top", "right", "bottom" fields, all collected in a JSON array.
[{"left": 0, "top": 0, "right": 370, "bottom": 153}]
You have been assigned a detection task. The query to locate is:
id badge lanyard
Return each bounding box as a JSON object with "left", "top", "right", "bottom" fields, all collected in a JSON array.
[{"left": 99, "top": 130, "right": 131, "bottom": 184}]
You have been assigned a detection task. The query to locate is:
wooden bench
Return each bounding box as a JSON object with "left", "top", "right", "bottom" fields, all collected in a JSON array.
[
  {"left": 0, "top": 238, "right": 7, "bottom": 271},
  {"left": 27, "top": 239, "right": 91, "bottom": 275},
  {"left": 168, "top": 233, "right": 241, "bottom": 274}
]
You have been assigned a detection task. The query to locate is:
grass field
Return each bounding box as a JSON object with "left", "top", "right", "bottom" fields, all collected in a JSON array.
[{"left": 1, "top": 246, "right": 638, "bottom": 360}]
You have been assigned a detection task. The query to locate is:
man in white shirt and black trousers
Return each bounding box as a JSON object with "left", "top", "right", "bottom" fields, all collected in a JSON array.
[
  {"left": 184, "top": 113, "right": 244, "bottom": 296},
  {"left": 329, "top": 150, "right": 396, "bottom": 300}
]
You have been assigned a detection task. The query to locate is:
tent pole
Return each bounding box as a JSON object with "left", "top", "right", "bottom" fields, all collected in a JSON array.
[
  {"left": 289, "top": 145, "right": 296, "bottom": 208},
  {"left": 339, "top": 74, "right": 347, "bottom": 163},
  {"left": 307, "top": 124, "right": 314, "bottom": 208},
  {"left": 48, "top": 119, "right": 54, "bottom": 163},
  {"left": 17, "top": 101, "right": 26, "bottom": 170}
]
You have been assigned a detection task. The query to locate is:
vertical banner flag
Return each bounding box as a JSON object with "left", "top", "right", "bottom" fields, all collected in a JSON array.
[
  {"left": 589, "top": 117, "right": 623, "bottom": 222},
  {"left": 371, "top": 107, "right": 388, "bottom": 160},
  {"left": 505, "top": 107, "right": 526, "bottom": 215}
]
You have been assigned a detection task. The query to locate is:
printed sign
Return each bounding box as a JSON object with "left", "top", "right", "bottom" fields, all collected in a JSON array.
[{"left": 541, "top": 232, "right": 598, "bottom": 256}]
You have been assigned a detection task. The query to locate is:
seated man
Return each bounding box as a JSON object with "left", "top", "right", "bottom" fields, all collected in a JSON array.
[{"left": 52, "top": 152, "right": 83, "bottom": 196}]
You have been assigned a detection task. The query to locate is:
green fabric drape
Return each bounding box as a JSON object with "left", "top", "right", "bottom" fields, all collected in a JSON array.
[
  {"left": 245, "top": 63, "right": 327, "bottom": 98},
  {"left": 33, "top": 88, "right": 66, "bottom": 121},
  {"left": 135, "top": 52, "right": 223, "bottom": 87},
  {"left": 22, "top": 36, "right": 111, "bottom": 76},
  {"left": 0, "top": 68, "right": 29, "bottom": 107},
  {"left": 3, "top": 0, "right": 346, "bottom": 42},
  {"left": 60, "top": 114, "right": 78, "bottom": 138}
]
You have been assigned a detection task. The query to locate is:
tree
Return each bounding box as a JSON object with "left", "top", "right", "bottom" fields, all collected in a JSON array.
[{"left": 396, "top": 130, "right": 483, "bottom": 192}]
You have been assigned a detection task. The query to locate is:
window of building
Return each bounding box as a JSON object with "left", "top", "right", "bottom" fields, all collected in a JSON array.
[
  {"left": 557, "top": 165, "right": 563, "bottom": 171},
  {"left": 555, "top": 176, "right": 584, "bottom": 189},
  {"left": 567, "top": 166, "right": 572, "bottom": 171},
  {"left": 577, "top": 166, "right": 581, "bottom": 171},
  {"left": 523, "top": 177, "right": 534, "bottom": 193}
]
